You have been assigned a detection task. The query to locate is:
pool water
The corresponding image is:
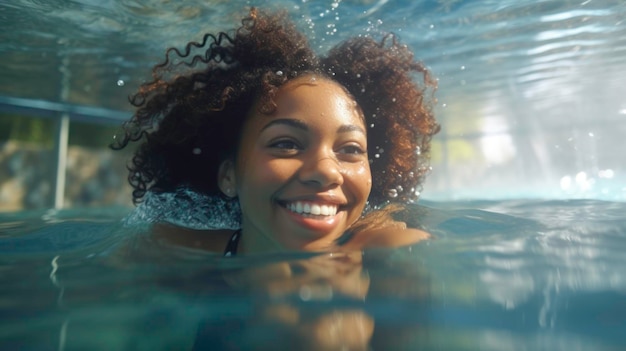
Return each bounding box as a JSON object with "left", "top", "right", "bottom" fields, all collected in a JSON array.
[{"left": 1, "top": 200, "right": 624, "bottom": 350}]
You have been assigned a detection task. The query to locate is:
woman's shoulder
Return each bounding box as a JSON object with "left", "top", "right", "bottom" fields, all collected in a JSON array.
[
  {"left": 346, "top": 220, "right": 430, "bottom": 250},
  {"left": 152, "top": 223, "right": 234, "bottom": 253}
]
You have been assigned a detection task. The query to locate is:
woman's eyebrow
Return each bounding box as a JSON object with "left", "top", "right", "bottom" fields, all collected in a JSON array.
[
  {"left": 261, "top": 118, "right": 365, "bottom": 135},
  {"left": 337, "top": 124, "right": 365, "bottom": 135},
  {"left": 261, "top": 118, "right": 308, "bottom": 132}
]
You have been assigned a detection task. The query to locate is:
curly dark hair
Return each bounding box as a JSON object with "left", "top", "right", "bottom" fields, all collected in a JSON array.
[{"left": 111, "top": 8, "right": 439, "bottom": 208}]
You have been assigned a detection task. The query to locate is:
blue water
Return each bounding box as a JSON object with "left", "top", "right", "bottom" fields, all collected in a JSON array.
[
  {"left": 1, "top": 200, "right": 624, "bottom": 350},
  {"left": 2, "top": 0, "right": 626, "bottom": 349}
]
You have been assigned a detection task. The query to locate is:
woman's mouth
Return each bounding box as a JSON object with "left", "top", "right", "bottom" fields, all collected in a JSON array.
[
  {"left": 277, "top": 200, "right": 346, "bottom": 233},
  {"left": 284, "top": 201, "right": 338, "bottom": 217}
]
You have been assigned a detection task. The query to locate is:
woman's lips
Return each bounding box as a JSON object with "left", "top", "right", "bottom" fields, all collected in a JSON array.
[{"left": 279, "top": 200, "right": 344, "bottom": 232}]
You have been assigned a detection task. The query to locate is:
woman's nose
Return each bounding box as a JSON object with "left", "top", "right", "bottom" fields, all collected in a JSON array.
[{"left": 299, "top": 153, "right": 344, "bottom": 188}]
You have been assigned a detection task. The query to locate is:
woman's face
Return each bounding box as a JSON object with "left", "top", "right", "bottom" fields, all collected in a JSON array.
[{"left": 225, "top": 75, "right": 372, "bottom": 252}]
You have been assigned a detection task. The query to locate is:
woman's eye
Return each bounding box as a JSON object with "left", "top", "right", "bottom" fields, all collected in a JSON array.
[
  {"left": 269, "top": 140, "right": 301, "bottom": 151},
  {"left": 339, "top": 145, "right": 366, "bottom": 155}
]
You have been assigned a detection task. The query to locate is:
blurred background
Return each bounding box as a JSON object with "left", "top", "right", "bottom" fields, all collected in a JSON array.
[{"left": 1, "top": 0, "right": 625, "bottom": 211}]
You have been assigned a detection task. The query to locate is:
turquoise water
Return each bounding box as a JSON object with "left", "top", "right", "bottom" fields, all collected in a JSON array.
[
  {"left": 2, "top": 0, "right": 626, "bottom": 349},
  {"left": 1, "top": 200, "right": 624, "bottom": 350}
]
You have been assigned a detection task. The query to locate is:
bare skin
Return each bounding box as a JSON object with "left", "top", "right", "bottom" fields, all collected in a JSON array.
[
  {"left": 152, "top": 223, "right": 429, "bottom": 253},
  {"left": 154, "top": 76, "right": 429, "bottom": 254}
]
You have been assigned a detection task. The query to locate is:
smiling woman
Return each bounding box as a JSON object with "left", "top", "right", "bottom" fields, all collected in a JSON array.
[
  {"left": 111, "top": 7, "right": 439, "bottom": 255},
  {"left": 222, "top": 76, "right": 372, "bottom": 253}
]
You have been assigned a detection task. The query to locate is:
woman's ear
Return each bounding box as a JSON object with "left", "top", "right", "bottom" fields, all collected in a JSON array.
[{"left": 218, "top": 159, "right": 237, "bottom": 198}]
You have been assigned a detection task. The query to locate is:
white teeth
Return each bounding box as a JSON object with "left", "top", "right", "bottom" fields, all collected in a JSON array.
[
  {"left": 311, "top": 204, "right": 321, "bottom": 215},
  {"left": 320, "top": 205, "right": 329, "bottom": 216},
  {"left": 285, "top": 201, "right": 338, "bottom": 216}
]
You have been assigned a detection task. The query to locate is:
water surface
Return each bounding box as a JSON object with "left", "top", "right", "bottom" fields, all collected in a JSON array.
[{"left": 1, "top": 200, "right": 624, "bottom": 350}]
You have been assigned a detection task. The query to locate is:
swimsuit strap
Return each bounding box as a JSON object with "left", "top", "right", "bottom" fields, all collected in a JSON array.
[{"left": 223, "top": 229, "right": 242, "bottom": 257}]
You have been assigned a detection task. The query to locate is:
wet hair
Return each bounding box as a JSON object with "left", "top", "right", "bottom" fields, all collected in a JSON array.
[{"left": 111, "top": 8, "right": 439, "bottom": 208}]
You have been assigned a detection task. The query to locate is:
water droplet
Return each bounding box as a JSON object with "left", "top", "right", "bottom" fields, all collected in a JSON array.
[
  {"left": 116, "top": 79, "right": 125, "bottom": 86},
  {"left": 356, "top": 73, "right": 361, "bottom": 78},
  {"left": 387, "top": 189, "right": 398, "bottom": 198},
  {"left": 374, "top": 154, "right": 380, "bottom": 158},
  {"left": 276, "top": 70, "right": 283, "bottom": 76},
  {"left": 370, "top": 123, "right": 375, "bottom": 128}
]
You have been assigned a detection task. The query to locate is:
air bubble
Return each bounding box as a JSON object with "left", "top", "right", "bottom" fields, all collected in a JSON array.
[
  {"left": 116, "top": 79, "right": 125, "bottom": 86},
  {"left": 387, "top": 189, "right": 398, "bottom": 198},
  {"left": 276, "top": 70, "right": 284, "bottom": 76},
  {"left": 374, "top": 154, "right": 380, "bottom": 158}
]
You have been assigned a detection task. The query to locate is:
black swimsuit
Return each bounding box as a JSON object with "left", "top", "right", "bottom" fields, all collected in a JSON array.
[{"left": 223, "top": 229, "right": 241, "bottom": 257}]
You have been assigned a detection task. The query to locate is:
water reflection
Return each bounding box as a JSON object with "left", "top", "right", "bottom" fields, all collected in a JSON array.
[
  {"left": 128, "top": 246, "right": 431, "bottom": 350},
  {"left": 194, "top": 253, "right": 376, "bottom": 350}
]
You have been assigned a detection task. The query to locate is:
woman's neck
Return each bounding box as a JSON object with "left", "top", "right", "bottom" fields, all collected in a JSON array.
[{"left": 238, "top": 227, "right": 284, "bottom": 254}]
